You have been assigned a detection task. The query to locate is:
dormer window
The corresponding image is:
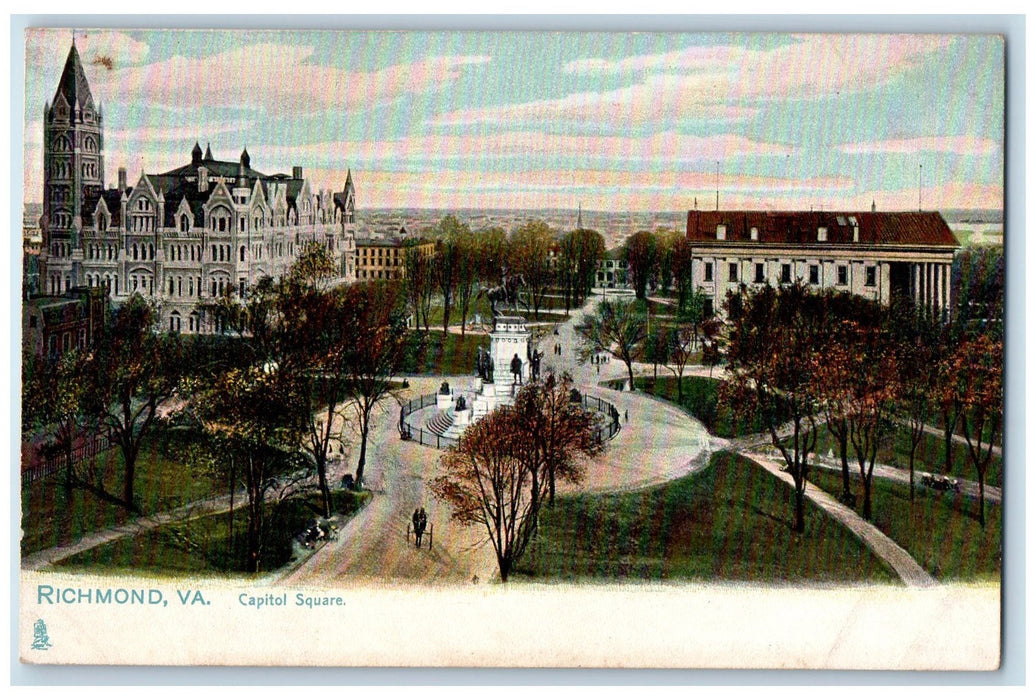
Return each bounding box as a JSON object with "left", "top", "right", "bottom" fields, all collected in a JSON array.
[
  {"left": 817, "top": 227, "right": 828, "bottom": 242},
  {"left": 716, "top": 225, "right": 727, "bottom": 241},
  {"left": 750, "top": 227, "right": 759, "bottom": 241}
]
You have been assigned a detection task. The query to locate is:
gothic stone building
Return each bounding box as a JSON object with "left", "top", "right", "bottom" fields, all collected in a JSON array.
[
  {"left": 40, "top": 42, "right": 357, "bottom": 334},
  {"left": 686, "top": 208, "right": 959, "bottom": 319}
]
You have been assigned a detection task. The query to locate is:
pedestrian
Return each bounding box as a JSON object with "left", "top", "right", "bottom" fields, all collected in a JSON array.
[
  {"left": 415, "top": 507, "right": 428, "bottom": 547},
  {"left": 412, "top": 508, "right": 422, "bottom": 547}
]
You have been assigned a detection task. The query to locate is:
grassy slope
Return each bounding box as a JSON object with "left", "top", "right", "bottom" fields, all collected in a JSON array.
[
  {"left": 518, "top": 451, "right": 896, "bottom": 584},
  {"left": 21, "top": 438, "right": 216, "bottom": 556},
  {"left": 808, "top": 469, "right": 1001, "bottom": 581},
  {"left": 57, "top": 490, "right": 370, "bottom": 576}
]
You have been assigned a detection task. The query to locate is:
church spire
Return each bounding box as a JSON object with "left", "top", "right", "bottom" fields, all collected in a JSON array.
[{"left": 204, "top": 142, "right": 213, "bottom": 160}]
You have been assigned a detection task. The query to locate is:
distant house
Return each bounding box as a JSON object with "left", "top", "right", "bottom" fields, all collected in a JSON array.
[
  {"left": 596, "top": 246, "right": 629, "bottom": 289},
  {"left": 354, "top": 236, "right": 435, "bottom": 281},
  {"left": 23, "top": 285, "right": 109, "bottom": 360},
  {"left": 686, "top": 208, "right": 959, "bottom": 318}
]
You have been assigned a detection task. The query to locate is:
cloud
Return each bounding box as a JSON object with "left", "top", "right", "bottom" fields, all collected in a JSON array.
[
  {"left": 436, "top": 34, "right": 953, "bottom": 129},
  {"left": 839, "top": 136, "right": 1001, "bottom": 156},
  {"left": 85, "top": 43, "right": 489, "bottom": 117},
  {"left": 26, "top": 29, "right": 152, "bottom": 77},
  {"left": 262, "top": 130, "right": 795, "bottom": 166}
]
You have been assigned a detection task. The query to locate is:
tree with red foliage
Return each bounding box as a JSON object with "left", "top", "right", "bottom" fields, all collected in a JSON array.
[
  {"left": 724, "top": 283, "right": 828, "bottom": 533},
  {"left": 946, "top": 333, "right": 1003, "bottom": 528}
]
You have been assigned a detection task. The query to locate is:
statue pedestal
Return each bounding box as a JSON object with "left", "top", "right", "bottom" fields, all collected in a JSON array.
[
  {"left": 490, "top": 315, "right": 531, "bottom": 387},
  {"left": 466, "top": 314, "right": 531, "bottom": 423}
]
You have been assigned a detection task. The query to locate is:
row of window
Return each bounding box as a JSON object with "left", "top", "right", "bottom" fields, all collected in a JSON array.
[
  {"left": 703, "top": 261, "right": 877, "bottom": 287},
  {"left": 167, "top": 311, "right": 202, "bottom": 333},
  {"left": 46, "top": 328, "right": 88, "bottom": 358},
  {"left": 359, "top": 269, "right": 400, "bottom": 280}
]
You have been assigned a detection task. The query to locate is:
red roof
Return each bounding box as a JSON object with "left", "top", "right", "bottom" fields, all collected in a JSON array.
[{"left": 686, "top": 210, "right": 959, "bottom": 247}]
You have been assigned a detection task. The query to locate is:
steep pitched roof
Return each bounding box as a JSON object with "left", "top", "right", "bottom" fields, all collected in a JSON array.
[
  {"left": 685, "top": 210, "right": 959, "bottom": 247},
  {"left": 53, "top": 42, "right": 95, "bottom": 111}
]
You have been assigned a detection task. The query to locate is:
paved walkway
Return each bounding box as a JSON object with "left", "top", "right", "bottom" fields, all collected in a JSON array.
[
  {"left": 282, "top": 294, "right": 716, "bottom": 585},
  {"left": 22, "top": 492, "right": 241, "bottom": 570},
  {"left": 742, "top": 451, "right": 937, "bottom": 588},
  {"left": 808, "top": 453, "right": 1002, "bottom": 504}
]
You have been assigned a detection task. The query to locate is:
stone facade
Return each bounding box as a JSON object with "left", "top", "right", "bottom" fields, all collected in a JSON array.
[
  {"left": 686, "top": 209, "right": 959, "bottom": 319},
  {"left": 39, "top": 42, "right": 357, "bottom": 334}
]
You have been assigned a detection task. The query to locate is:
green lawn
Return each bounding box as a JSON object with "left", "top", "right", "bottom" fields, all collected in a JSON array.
[
  {"left": 401, "top": 330, "right": 487, "bottom": 376},
  {"left": 517, "top": 451, "right": 896, "bottom": 584},
  {"left": 812, "top": 425, "right": 1002, "bottom": 488},
  {"left": 21, "top": 437, "right": 216, "bottom": 556},
  {"left": 635, "top": 375, "right": 775, "bottom": 439},
  {"left": 56, "top": 489, "right": 370, "bottom": 576},
  {"left": 808, "top": 469, "right": 1001, "bottom": 581}
]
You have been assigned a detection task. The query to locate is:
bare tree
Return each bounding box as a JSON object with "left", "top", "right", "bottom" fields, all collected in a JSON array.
[{"left": 574, "top": 297, "right": 648, "bottom": 391}]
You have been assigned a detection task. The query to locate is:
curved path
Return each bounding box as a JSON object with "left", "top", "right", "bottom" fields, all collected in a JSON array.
[
  {"left": 282, "top": 295, "right": 715, "bottom": 586},
  {"left": 742, "top": 452, "right": 937, "bottom": 588}
]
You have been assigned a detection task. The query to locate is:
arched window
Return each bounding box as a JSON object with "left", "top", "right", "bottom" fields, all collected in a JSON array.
[
  {"left": 169, "top": 312, "right": 181, "bottom": 333},
  {"left": 133, "top": 243, "right": 139, "bottom": 261},
  {"left": 240, "top": 245, "right": 246, "bottom": 262},
  {"left": 180, "top": 214, "right": 190, "bottom": 233}
]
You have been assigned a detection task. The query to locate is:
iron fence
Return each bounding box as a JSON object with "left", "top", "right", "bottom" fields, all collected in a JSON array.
[
  {"left": 399, "top": 391, "right": 620, "bottom": 450},
  {"left": 23, "top": 433, "right": 113, "bottom": 486}
]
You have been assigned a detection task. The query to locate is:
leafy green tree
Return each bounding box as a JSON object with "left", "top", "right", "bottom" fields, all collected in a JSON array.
[
  {"left": 574, "top": 298, "right": 648, "bottom": 391},
  {"left": 663, "top": 324, "right": 697, "bottom": 403},
  {"left": 624, "top": 230, "right": 657, "bottom": 299},
  {"left": 559, "top": 228, "right": 606, "bottom": 310},
  {"left": 23, "top": 347, "right": 94, "bottom": 499},
  {"left": 509, "top": 220, "right": 555, "bottom": 318},
  {"left": 341, "top": 281, "right": 409, "bottom": 489},
  {"left": 432, "top": 216, "right": 467, "bottom": 333},
  {"left": 403, "top": 241, "right": 434, "bottom": 332},
  {"left": 653, "top": 228, "right": 681, "bottom": 294},
  {"left": 187, "top": 363, "right": 306, "bottom": 573},
  {"left": 671, "top": 236, "right": 695, "bottom": 311},
  {"left": 88, "top": 294, "right": 184, "bottom": 512}
]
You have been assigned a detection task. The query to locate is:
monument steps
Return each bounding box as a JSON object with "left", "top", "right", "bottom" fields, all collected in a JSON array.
[{"left": 426, "top": 409, "right": 455, "bottom": 437}]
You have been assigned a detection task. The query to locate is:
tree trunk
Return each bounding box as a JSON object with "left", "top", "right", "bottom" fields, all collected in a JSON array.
[
  {"left": 626, "top": 362, "right": 636, "bottom": 393},
  {"left": 121, "top": 441, "right": 139, "bottom": 512},
  {"left": 862, "top": 475, "right": 872, "bottom": 521},
  {"left": 355, "top": 422, "right": 370, "bottom": 489},
  {"left": 978, "top": 471, "right": 986, "bottom": 528},
  {"left": 316, "top": 454, "right": 331, "bottom": 518},
  {"left": 908, "top": 440, "right": 919, "bottom": 502},
  {"left": 793, "top": 485, "right": 806, "bottom": 533}
]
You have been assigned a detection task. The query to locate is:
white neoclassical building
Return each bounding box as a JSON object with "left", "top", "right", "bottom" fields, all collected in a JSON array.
[
  {"left": 685, "top": 207, "right": 960, "bottom": 319},
  {"left": 39, "top": 41, "right": 357, "bottom": 334}
]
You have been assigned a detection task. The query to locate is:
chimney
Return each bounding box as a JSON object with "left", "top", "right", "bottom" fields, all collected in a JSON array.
[
  {"left": 198, "top": 166, "right": 209, "bottom": 193},
  {"left": 118, "top": 167, "right": 126, "bottom": 191},
  {"left": 871, "top": 200, "right": 876, "bottom": 213},
  {"left": 293, "top": 166, "right": 302, "bottom": 180}
]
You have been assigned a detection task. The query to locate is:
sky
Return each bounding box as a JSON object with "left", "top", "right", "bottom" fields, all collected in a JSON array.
[{"left": 22, "top": 29, "right": 1004, "bottom": 213}]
